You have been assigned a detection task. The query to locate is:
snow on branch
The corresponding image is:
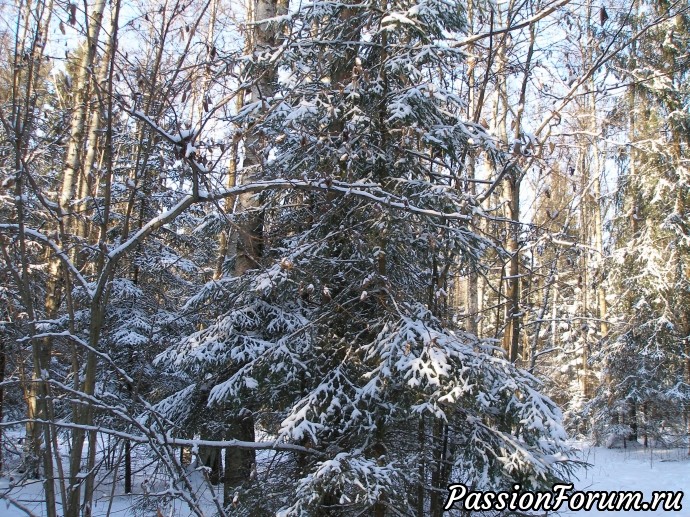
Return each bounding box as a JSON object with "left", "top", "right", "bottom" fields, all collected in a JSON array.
[
  {"left": 0, "top": 492, "right": 40, "bottom": 517},
  {"left": 0, "top": 224, "right": 92, "bottom": 296},
  {"left": 101, "top": 178, "right": 470, "bottom": 296},
  {"left": 202, "top": 178, "right": 471, "bottom": 220},
  {"left": 16, "top": 331, "right": 324, "bottom": 456},
  {"left": 454, "top": 0, "right": 574, "bottom": 48},
  {"left": 0, "top": 418, "right": 322, "bottom": 455}
]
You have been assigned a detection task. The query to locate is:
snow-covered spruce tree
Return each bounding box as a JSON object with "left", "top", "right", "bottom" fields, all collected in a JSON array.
[
  {"left": 156, "top": 0, "right": 574, "bottom": 513},
  {"left": 589, "top": 3, "right": 690, "bottom": 448}
]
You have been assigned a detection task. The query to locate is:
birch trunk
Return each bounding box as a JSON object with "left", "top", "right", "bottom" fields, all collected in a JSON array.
[{"left": 59, "top": 0, "right": 107, "bottom": 226}]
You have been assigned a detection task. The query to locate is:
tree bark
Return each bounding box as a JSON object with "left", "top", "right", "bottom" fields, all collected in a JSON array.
[
  {"left": 234, "top": 0, "right": 287, "bottom": 275},
  {"left": 59, "top": 0, "right": 107, "bottom": 228},
  {"left": 7, "top": 1, "right": 58, "bottom": 510},
  {"left": 223, "top": 0, "right": 288, "bottom": 503}
]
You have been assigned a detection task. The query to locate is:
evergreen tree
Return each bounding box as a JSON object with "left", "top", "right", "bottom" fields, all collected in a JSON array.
[{"left": 156, "top": 0, "right": 574, "bottom": 513}]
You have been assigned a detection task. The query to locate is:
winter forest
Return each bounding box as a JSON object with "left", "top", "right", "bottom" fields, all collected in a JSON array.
[{"left": 0, "top": 0, "right": 688, "bottom": 514}]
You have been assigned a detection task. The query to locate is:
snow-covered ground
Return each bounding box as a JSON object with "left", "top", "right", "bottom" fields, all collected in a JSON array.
[
  {"left": 0, "top": 434, "right": 222, "bottom": 517},
  {"left": 1, "top": 442, "right": 688, "bottom": 515},
  {"left": 0, "top": 471, "right": 219, "bottom": 516},
  {"left": 562, "top": 442, "right": 689, "bottom": 516}
]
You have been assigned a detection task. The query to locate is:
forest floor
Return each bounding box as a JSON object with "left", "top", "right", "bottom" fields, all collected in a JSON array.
[
  {"left": 0, "top": 440, "right": 688, "bottom": 516},
  {"left": 562, "top": 441, "right": 689, "bottom": 516}
]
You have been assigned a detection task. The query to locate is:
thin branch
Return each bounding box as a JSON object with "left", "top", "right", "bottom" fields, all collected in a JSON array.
[
  {"left": 0, "top": 224, "right": 92, "bottom": 295},
  {"left": 454, "top": 0, "right": 574, "bottom": 48},
  {"left": 0, "top": 419, "right": 323, "bottom": 456}
]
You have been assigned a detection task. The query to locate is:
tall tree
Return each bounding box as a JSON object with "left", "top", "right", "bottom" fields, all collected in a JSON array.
[
  {"left": 0, "top": 0, "right": 60, "bottom": 511},
  {"left": 157, "top": 0, "right": 574, "bottom": 513}
]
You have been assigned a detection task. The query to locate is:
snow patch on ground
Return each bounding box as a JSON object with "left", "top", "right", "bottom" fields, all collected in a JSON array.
[
  {"left": 1, "top": 441, "right": 688, "bottom": 515},
  {"left": 563, "top": 442, "right": 690, "bottom": 516}
]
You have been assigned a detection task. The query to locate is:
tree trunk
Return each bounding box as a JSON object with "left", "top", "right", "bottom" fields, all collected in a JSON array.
[
  {"left": 429, "top": 420, "right": 450, "bottom": 517},
  {"left": 234, "top": 0, "right": 287, "bottom": 275},
  {"left": 124, "top": 440, "right": 132, "bottom": 494},
  {"left": 591, "top": 138, "right": 608, "bottom": 337},
  {"left": 223, "top": 408, "right": 256, "bottom": 505},
  {"left": 416, "top": 415, "right": 425, "bottom": 516},
  {"left": 65, "top": 301, "right": 106, "bottom": 517},
  {"left": 222, "top": 0, "right": 288, "bottom": 502},
  {"left": 504, "top": 175, "right": 521, "bottom": 363},
  {"left": 628, "top": 402, "right": 638, "bottom": 443},
  {"left": 686, "top": 339, "right": 690, "bottom": 455},
  {"left": 578, "top": 148, "right": 590, "bottom": 400},
  {"left": 11, "top": 16, "right": 58, "bottom": 513},
  {"left": 8, "top": 4, "right": 58, "bottom": 510},
  {"left": 59, "top": 0, "right": 107, "bottom": 224},
  {"left": 0, "top": 331, "right": 4, "bottom": 471},
  {"left": 58, "top": 5, "right": 106, "bottom": 515}
]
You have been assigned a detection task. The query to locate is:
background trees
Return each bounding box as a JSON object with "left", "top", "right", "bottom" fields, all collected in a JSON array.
[{"left": 590, "top": 0, "right": 690, "bottom": 448}]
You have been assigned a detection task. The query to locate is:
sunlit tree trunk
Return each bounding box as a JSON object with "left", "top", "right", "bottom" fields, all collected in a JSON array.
[
  {"left": 7, "top": 0, "right": 59, "bottom": 513},
  {"left": 59, "top": 3, "right": 109, "bottom": 516},
  {"left": 223, "top": 0, "right": 288, "bottom": 504}
]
